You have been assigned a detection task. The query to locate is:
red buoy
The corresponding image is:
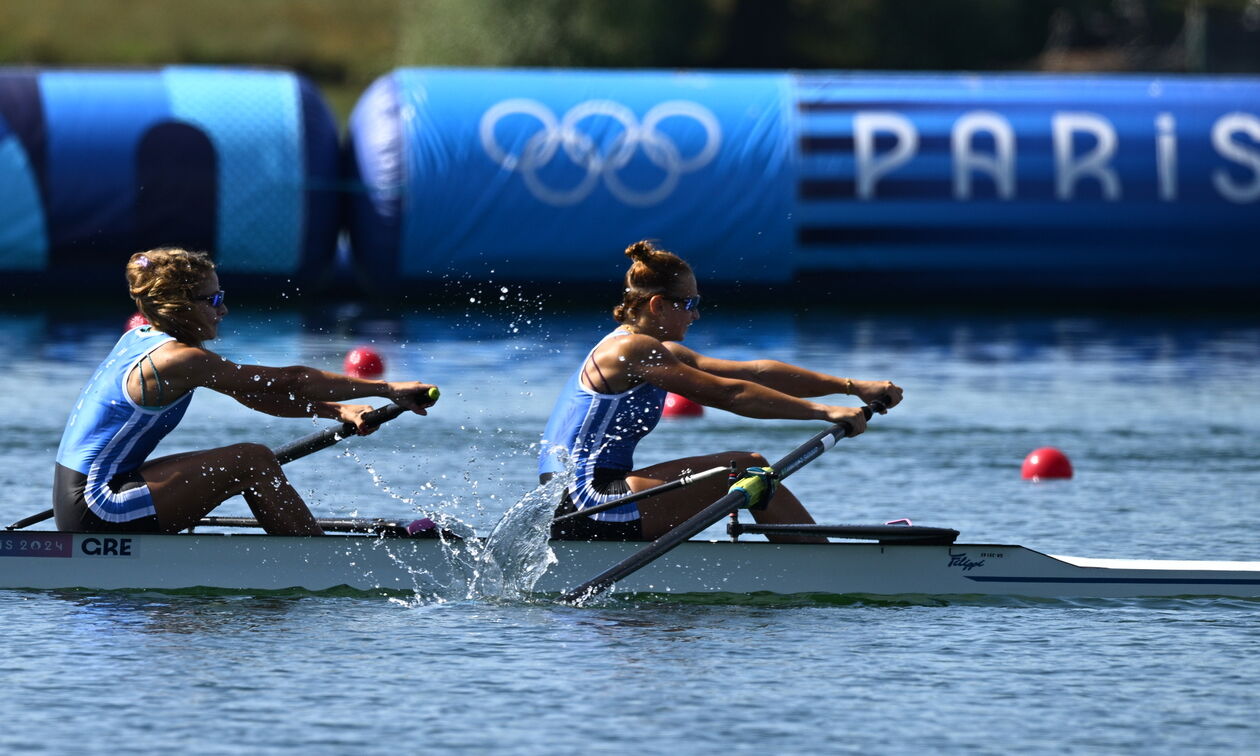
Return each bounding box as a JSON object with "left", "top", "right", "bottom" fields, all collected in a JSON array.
[
  {"left": 344, "top": 347, "right": 385, "bottom": 378},
  {"left": 1021, "top": 447, "right": 1073, "bottom": 480},
  {"left": 662, "top": 392, "right": 704, "bottom": 418},
  {"left": 125, "top": 312, "right": 149, "bottom": 331}
]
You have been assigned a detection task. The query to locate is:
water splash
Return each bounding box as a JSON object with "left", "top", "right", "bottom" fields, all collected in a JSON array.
[
  {"left": 339, "top": 440, "right": 575, "bottom": 606},
  {"left": 464, "top": 471, "right": 570, "bottom": 601}
]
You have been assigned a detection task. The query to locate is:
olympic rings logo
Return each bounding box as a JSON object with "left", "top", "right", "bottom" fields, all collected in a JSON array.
[{"left": 479, "top": 99, "right": 722, "bottom": 207}]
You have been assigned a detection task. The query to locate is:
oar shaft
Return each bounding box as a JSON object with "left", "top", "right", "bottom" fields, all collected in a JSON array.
[
  {"left": 272, "top": 402, "right": 407, "bottom": 464},
  {"left": 560, "top": 405, "right": 880, "bottom": 603},
  {"left": 552, "top": 466, "right": 729, "bottom": 523},
  {"left": 198, "top": 515, "right": 444, "bottom": 538},
  {"left": 5, "top": 510, "right": 55, "bottom": 531},
  {"left": 275, "top": 386, "right": 437, "bottom": 463}
]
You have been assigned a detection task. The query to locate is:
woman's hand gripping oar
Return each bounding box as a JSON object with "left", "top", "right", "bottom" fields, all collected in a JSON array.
[
  {"left": 272, "top": 386, "right": 439, "bottom": 463},
  {"left": 559, "top": 399, "right": 890, "bottom": 604},
  {"left": 6, "top": 387, "right": 440, "bottom": 532}
]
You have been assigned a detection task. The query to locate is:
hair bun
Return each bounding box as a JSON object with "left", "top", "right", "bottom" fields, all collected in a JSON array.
[
  {"left": 624, "top": 240, "right": 657, "bottom": 263},
  {"left": 613, "top": 239, "right": 692, "bottom": 325}
]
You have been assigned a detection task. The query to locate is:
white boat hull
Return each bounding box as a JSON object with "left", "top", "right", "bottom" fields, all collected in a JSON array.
[{"left": 3, "top": 531, "right": 1260, "bottom": 599}]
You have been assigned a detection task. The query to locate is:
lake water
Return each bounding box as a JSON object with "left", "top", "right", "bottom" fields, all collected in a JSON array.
[{"left": 2, "top": 296, "right": 1259, "bottom": 754}]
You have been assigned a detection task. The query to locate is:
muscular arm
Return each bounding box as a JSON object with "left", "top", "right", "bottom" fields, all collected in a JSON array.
[
  {"left": 224, "top": 389, "right": 345, "bottom": 420},
  {"left": 153, "top": 344, "right": 436, "bottom": 418},
  {"left": 667, "top": 342, "right": 900, "bottom": 406},
  {"left": 623, "top": 335, "right": 845, "bottom": 422}
]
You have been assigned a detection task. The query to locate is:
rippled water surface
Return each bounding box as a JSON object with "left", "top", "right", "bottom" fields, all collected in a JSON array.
[{"left": 2, "top": 300, "right": 1259, "bottom": 754}]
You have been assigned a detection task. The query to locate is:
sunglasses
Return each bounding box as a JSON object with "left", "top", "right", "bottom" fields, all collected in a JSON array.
[
  {"left": 195, "top": 290, "right": 226, "bottom": 308},
  {"left": 670, "top": 295, "right": 702, "bottom": 312}
]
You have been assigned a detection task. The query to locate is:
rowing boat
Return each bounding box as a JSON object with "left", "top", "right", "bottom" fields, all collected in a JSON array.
[
  {"left": 3, "top": 521, "right": 1259, "bottom": 599},
  {"left": 11, "top": 404, "right": 1257, "bottom": 601}
]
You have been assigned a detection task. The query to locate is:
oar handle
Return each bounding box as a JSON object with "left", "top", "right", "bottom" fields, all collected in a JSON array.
[
  {"left": 775, "top": 400, "right": 883, "bottom": 480},
  {"left": 560, "top": 399, "right": 889, "bottom": 603},
  {"left": 273, "top": 387, "right": 439, "bottom": 465}
]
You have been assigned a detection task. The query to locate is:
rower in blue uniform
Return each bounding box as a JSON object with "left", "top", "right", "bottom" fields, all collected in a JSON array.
[
  {"left": 539, "top": 240, "right": 904, "bottom": 542},
  {"left": 53, "top": 247, "right": 438, "bottom": 535}
]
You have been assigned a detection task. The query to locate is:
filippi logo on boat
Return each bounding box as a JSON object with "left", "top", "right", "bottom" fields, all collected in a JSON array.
[
  {"left": 479, "top": 99, "right": 722, "bottom": 207},
  {"left": 948, "top": 551, "right": 985, "bottom": 571}
]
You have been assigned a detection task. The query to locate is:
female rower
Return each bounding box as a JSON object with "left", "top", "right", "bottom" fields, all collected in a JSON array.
[
  {"left": 539, "top": 240, "right": 903, "bottom": 543},
  {"left": 53, "top": 248, "right": 437, "bottom": 536}
]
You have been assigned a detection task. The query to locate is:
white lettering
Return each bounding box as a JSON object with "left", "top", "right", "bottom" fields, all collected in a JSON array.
[
  {"left": 1211, "top": 112, "right": 1260, "bottom": 203},
  {"left": 1053, "top": 112, "right": 1120, "bottom": 200},
  {"left": 952, "top": 111, "right": 1016, "bottom": 200},
  {"left": 1156, "top": 113, "right": 1178, "bottom": 201},
  {"left": 854, "top": 112, "right": 918, "bottom": 200}
]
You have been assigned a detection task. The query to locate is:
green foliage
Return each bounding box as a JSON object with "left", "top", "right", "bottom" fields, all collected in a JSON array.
[
  {"left": 395, "top": 0, "right": 719, "bottom": 67},
  {"left": 0, "top": 0, "right": 1256, "bottom": 122}
]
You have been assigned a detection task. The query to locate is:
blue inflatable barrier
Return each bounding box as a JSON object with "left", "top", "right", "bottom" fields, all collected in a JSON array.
[
  {"left": 793, "top": 74, "right": 1260, "bottom": 291},
  {"left": 347, "top": 69, "right": 1260, "bottom": 294},
  {"left": 0, "top": 67, "right": 339, "bottom": 291},
  {"left": 347, "top": 69, "right": 795, "bottom": 286}
]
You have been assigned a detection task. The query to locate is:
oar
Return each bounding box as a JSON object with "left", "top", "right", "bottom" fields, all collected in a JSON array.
[
  {"left": 559, "top": 401, "right": 887, "bottom": 603},
  {"left": 552, "top": 465, "right": 731, "bottom": 523},
  {"left": 5, "top": 387, "right": 439, "bottom": 531},
  {"left": 272, "top": 386, "right": 438, "bottom": 463}
]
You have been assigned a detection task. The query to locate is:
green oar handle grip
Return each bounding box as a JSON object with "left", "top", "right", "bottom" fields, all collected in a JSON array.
[
  {"left": 367, "top": 386, "right": 439, "bottom": 423},
  {"left": 343, "top": 386, "right": 438, "bottom": 437},
  {"left": 345, "top": 386, "right": 439, "bottom": 437},
  {"left": 365, "top": 386, "right": 439, "bottom": 422}
]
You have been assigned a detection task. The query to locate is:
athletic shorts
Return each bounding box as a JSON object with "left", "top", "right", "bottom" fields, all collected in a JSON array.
[
  {"left": 53, "top": 464, "right": 162, "bottom": 533},
  {"left": 544, "top": 470, "right": 644, "bottom": 542}
]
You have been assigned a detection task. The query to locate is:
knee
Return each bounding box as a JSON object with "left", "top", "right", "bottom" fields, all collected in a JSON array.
[
  {"left": 723, "top": 451, "right": 767, "bottom": 468},
  {"left": 230, "top": 443, "right": 280, "bottom": 471}
]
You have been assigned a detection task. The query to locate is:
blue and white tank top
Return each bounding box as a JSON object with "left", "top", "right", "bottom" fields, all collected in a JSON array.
[
  {"left": 56, "top": 327, "right": 194, "bottom": 510},
  {"left": 538, "top": 328, "right": 667, "bottom": 487}
]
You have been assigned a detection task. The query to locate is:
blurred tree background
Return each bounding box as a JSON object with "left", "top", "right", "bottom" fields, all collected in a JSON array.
[{"left": 1, "top": 0, "right": 1257, "bottom": 122}]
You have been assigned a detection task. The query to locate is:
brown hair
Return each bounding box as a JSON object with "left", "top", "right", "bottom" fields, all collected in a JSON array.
[
  {"left": 125, "top": 248, "right": 216, "bottom": 345},
  {"left": 612, "top": 240, "right": 693, "bottom": 324}
]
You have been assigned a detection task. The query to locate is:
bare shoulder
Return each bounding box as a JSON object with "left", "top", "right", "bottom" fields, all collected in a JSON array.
[
  {"left": 152, "top": 342, "right": 231, "bottom": 382},
  {"left": 661, "top": 340, "right": 700, "bottom": 366},
  {"left": 155, "top": 341, "right": 220, "bottom": 367},
  {"left": 617, "top": 333, "right": 680, "bottom": 366}
]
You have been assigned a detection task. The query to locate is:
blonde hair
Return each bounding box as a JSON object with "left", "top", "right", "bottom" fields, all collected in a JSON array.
[
  {"left": 612, "top": 240, "right": 693, "bottom": 324},
  {"left": 125, "top": 248, "right": 216, "bottom": 345}
]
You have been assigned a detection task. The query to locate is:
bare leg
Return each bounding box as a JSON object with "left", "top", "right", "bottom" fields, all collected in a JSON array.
[
  {"left": 140, "top": 443, "right": 323, "bottom": 536},
  {"left": 628, "top": 452, "right": 825, "bottom": 543}
]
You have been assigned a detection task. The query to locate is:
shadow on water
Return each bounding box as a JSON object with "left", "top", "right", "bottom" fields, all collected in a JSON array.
[{"left": 41, "top": 590, "right": 311, "bottom": 637}]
